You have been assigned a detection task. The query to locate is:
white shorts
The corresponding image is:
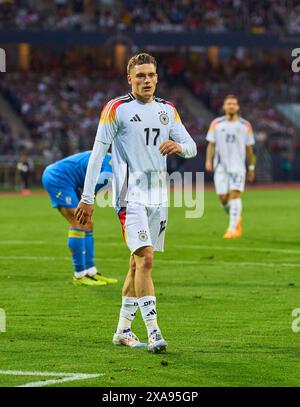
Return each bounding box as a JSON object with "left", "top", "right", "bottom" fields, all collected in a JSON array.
[
  {"left": 214, "top": 171, "right": 246, "bottom": 195},
  {"left": 117, "top": 203, "right": 168, "bottom": 254}
]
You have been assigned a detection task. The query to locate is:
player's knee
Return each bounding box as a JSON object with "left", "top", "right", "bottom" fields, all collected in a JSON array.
[
  {"left": 142, "top": 251, "right": 153, "bottom": 270},
  {"left": 70, "top": 221, "right": 84, "bottom": 230},
  {"left": 230, "top": 190, "right": 241, "bottom": 200},
  {"left": 219, "top": 195, "right": 229, "bottom": 205},
  {"left": 86, "top": 219, "right": 93, "bottom": 230},
  {"left": 135, "top": 247, "right": 153, "bottom": 271},
  {"left": 70, "top": 220, "right": 79, "bottom": 229},
  {"left": 68, "top": 211, "right": 82, "bottom": 229},
  {"left": 69, "top": 218, "right": 93, "bottom": 231}
]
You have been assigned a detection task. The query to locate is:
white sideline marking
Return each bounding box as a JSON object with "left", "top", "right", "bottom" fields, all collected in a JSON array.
[
  {"left": 0, "top": 255, "right": 198, "bottom": 264},
  {"left": 201, "top": 261, "right": 300, "bottom": 269},
  {"left": 0, "top": 255, "right": 299, "bottom": 268},
  {"left": 0, "top": 370, "right": 102, "bottom": 387},
  {"left": 0, "top": 241, "right": 44, "bottom": 245},
  {"left": 1, "top": 240, "right": 300, "bottom": 255},
  {"left": 175, "top": 244, "right": 300, "bottom": 255},
  {"left": 0, "top": 255, "right": 71, "bottom": 261}
]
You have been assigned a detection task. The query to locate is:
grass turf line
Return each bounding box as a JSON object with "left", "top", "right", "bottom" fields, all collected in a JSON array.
[{"left": 0, "top": 189, "right": 299, "bottom": 386}]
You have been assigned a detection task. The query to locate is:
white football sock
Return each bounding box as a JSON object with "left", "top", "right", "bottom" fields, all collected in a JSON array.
[
  {"left": 229, "top": 198, "right": 242, "bottom": 230},
  {"left": 138, "top": 295, "right": 160, "bottom": 337},
  {"left": 74, "top": 270, "right": 87, "bottom": 279},
  {"left": 116, "top": 296, "right": 138, "bottom": 333}
]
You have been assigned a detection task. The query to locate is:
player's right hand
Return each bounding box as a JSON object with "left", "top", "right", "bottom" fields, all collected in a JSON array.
[
  {"left": 75, "top": 202, "right": 94, "bottom": 225},
  {"left": 205, "top": 161, "right": 213, "bottom": 172}
]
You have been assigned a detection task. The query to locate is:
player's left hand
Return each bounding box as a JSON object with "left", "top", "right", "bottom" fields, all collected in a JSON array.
[
  {"left": 247, "top": 170, "right": 255, "bottom": 183},
  {"left": 75, "top": 202, "right": 94, "bottom": 225},
  {"left": 159, "top": 140, "right": 182, "bottom": 156}
]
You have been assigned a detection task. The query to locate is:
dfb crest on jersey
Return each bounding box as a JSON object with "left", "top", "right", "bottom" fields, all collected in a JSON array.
[
  {"left": 159, "top": 112, "right": 169, "bottom": 125},
  {"left": 138, "top": 230, "right": 148, "bottom": 242}
]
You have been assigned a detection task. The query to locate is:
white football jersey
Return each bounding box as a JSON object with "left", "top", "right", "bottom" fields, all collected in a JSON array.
[
  {"left": 85, "top": 93, "right": 197, "bottom": 207},
  {"left": 206, "top": 115, "right": 255, "bottom": 173}
]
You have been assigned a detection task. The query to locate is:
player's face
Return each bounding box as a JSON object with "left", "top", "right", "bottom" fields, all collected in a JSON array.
[
  {"left": 128, "top": 63, "right": 158, "bottom": 102},
  {"left": 223, "top": 98, "right": 240, "bottom": 116}
]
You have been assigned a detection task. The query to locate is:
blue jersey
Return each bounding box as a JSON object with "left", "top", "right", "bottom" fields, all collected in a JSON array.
[{"left": 42, "top": 151, "right": 112, "bottom": 208}]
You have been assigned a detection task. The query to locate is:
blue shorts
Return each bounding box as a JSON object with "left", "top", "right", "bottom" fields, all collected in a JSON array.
[{"left": 42, "top": 171, "right": 80, "bottom": 209}]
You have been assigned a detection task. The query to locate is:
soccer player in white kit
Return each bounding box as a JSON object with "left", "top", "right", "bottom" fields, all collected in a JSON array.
[
  {"left": 205, "top": 95, "right": 255, "bottom": 239},
  {"left": 75, "top": 53, "right": 197, "bottom": 352}
]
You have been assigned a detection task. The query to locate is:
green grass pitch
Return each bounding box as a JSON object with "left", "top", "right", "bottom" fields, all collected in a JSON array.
[{"left": 0, "top": 189, "right": 299, "bottom": 387}]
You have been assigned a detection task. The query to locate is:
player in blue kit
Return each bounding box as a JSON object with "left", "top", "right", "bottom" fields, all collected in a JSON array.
[{"left": 42, "top": 151, "right": 118, "bottom": 286}]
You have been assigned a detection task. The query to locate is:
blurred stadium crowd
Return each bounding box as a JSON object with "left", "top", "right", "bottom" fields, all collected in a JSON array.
[
  {"left": 0, "top": 67, "right": 203, "bottom": 163},
  {"left": 0, "top": 1, "right": 299, "bottom": 183},
  {"left": 1, "top": 50, "right": 297, "bottom": 167},
  {"left": 1, "top": 0, "right": 300, "bottom": 33}
]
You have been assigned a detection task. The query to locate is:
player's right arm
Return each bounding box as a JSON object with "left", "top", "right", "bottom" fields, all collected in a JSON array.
[
  {"left": 75, "top": 101, "right": 119, "bottom": 225},
  {"left": 205, "top": 142, "right": 215, "bottom": 172},
  {"left": 205, "top": 120, "right": 217, "bottom": 172}
]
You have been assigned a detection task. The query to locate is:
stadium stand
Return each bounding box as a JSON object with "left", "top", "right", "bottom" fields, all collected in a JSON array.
[
  {"left": 0, "top": 113, "right": 14, "bottom": 155},
  {"left": 1, "top": 1, "right": 300, "bottom": 184},
  {"left": 1, "top": 0, "right": 300, "bottom": 33},
  {"left": 0, "top": 69, "right": 203, "bottom": 163},
  {"left": 1, "top": 46, "right": 299, "bottom": 182}
]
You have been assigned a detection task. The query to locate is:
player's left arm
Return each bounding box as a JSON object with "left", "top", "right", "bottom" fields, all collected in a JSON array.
[
  {"left": 159, "top": 105, "right": 197, "bottom": 158},
  {"left": 245, "top": 122, "right": 255, "bottom": 183}
]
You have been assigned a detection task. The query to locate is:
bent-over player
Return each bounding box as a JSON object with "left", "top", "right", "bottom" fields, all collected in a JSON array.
[{"left": 42, "top": 151, "right": 117, "bottom": 286}]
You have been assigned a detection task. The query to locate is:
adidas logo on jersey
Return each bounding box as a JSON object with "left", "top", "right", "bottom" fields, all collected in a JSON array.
[{"left": 130, "top": 114, "right": 141, "bottom": 122}]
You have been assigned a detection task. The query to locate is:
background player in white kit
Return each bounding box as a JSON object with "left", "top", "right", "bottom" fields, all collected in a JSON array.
[
  {"left": 205, "top": 95, "right": 255, "bottom": 239},
  {"left": 75, "top": 53, "right": 197, "bottom": 352}
]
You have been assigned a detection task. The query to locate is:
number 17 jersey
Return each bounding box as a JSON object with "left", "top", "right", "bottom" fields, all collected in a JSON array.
[{"left": 95, "top": 92, "right": 196, "bottom": 208}]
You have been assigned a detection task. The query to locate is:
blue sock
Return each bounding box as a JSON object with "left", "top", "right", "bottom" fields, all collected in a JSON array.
[
  {"left": 68, "top": 228, "right": 86, "bottom": 276},
  {"left": 85, "top": 230, "right": 95, "bottom": 269}
]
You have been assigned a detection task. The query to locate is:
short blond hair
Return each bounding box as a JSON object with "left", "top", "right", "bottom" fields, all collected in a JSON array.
[
  {"left": 127, "top": 53, "right": 157, "bottom": 74},
  {"left": 224, "top": 94, "right": 239, "bottom": 103}
]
